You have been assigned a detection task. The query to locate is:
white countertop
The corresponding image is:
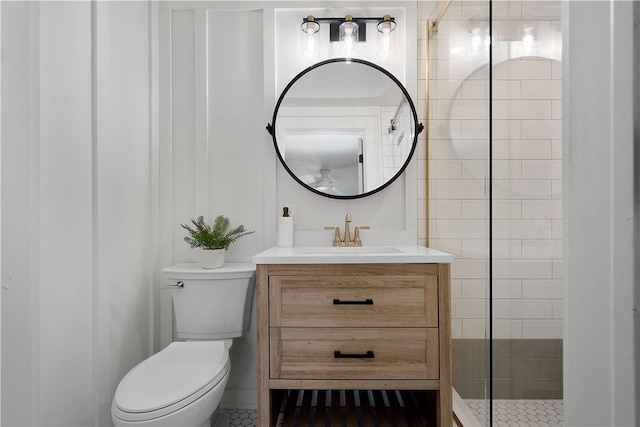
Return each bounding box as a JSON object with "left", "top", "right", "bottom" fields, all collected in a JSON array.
[{"left": 252, "top": 245, "right": 453, "bottom": 264}]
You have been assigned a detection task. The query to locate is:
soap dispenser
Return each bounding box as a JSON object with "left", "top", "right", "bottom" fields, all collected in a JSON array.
[{"left": 277, "top": 207, "right": 294, "bottom": 247}]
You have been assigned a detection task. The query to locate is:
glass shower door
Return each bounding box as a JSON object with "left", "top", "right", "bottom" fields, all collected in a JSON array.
[
  {"left": 489, "top": 2, "right": 564, "bottom": 425},
  {"left": 426, "top": 1, "right": 564, "bottom": 425}
]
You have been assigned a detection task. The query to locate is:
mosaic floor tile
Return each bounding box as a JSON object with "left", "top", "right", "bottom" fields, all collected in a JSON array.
[
  {"left": 216, "top": 400, "right": 562, "bottom": 426},
  {"left": 216, "top": 409, "right": 258, "bottom": 427},
  {"left": 465, "top": 399, "right": 563, "bottom": 427}
]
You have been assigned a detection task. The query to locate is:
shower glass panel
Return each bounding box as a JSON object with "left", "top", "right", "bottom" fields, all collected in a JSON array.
[
  {"left": 427, "top": 0, "right": 563, "bottom": 425},
  {"left": 426, "top": 0, "right": 491, "bottom": 425},
  {"left": 490, "top": 1, "right": 563, "bottom": 425}
]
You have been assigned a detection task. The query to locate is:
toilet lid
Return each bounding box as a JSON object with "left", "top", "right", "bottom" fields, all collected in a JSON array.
[{"left": 114, "top": 341, "right": 229, "bottom": 416}]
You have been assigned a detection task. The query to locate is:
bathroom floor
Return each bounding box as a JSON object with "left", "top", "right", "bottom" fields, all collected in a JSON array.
[
  {"left": 465, "top": 399, "right": 563, "bottom": 427},
  {"left": 214, "top": 409, "right": 258, "bottom": 426},
  {"left": 216, "top": 400, "right": 563, "bottom": 427}
]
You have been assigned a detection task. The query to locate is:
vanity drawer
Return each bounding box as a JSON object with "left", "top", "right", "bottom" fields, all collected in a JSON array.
[
  {"left": 270, "top": 327, "right": 439, "bottom": 380},
  {"left": 269, "top": 275, "right": 438, "bottom": 328}
]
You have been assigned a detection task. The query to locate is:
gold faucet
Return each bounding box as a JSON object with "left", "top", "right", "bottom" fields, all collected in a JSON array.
[
  {"left": 343, "top": 214, "right": 352, "bottom": 244},
  {"left": 324, "top": 214, "right": 370, "bottom": 247}
]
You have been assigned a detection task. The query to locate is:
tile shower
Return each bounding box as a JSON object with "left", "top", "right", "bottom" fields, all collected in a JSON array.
[{"left": 422, "top": 0, "right": 563, "bottom": 424}]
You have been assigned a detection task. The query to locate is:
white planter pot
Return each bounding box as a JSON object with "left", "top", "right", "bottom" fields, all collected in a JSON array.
[{"left": 196, "top": 248, "right": 226, "bottom": 269}]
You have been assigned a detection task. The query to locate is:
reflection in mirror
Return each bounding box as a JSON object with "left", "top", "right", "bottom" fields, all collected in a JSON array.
[
  {"left": 268, "top": 58, "right": 423, "bottom": 199},
  {"left": 284, "top": 131, "right": 363, "bottom": 196}
]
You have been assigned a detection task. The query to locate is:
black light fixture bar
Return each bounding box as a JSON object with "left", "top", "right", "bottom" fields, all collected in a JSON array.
[{"left": 301, "top": 15, "right": 396, "bottom": 42}]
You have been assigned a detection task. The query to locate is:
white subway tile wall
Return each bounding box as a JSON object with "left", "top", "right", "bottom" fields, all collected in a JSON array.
[{"left": 420, "top": 2, "right": 562, "bottom": 340}]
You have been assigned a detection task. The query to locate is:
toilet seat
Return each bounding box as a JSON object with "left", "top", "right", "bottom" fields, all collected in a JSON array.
[{"left": 112, "top": 341, "right": 230, "bottom": 422}]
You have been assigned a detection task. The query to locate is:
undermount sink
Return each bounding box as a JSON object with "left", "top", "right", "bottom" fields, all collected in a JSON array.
[{"left": 296, "top": 246, "right": 404, "bottom": 255}]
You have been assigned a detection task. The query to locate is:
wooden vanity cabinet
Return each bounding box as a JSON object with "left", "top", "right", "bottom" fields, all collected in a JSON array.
[{"left": 256, "top": 263, "right": 451, "bottom": 426}]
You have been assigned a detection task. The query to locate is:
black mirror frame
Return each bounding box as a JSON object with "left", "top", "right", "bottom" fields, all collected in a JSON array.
[{"left": 266, "top": 57, "right": 424, "bottom": 200}]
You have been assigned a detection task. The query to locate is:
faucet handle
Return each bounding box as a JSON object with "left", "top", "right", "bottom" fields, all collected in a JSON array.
[
  {"left": 353, "top": 226, "right": 370, "bottom": 246},
  {"left": 324, "top": 226, "right": 342, "bottom": 247}
]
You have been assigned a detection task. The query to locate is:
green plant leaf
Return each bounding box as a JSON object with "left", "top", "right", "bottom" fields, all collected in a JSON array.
[{"left": 181, "top": 215, "right": 254, "bottom": 250}]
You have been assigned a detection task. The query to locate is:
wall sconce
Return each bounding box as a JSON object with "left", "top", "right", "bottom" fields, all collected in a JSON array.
[
  {"left": 377, "top": 14, "right": 396, "bottom": 57},
  {"left": 301, "top": 15, "right": 320, "bottom": 35},
  {"left": 339, "top": 15, "right": 359, "bottom": 44},
  {"left": 377, "top": 15, "right": 396, "bottom": 34},
  {"left": 300, "top": 14, "right": 397, "bottom": 52},
  {"left": 301, "top": 15, "right": 320, "bottom": 56},
  {"left": 339, "top": 15, "right": 359, "bottom": 56}
]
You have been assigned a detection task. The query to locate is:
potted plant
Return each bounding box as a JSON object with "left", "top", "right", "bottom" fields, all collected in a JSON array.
[{"left": 181, "top": 215, "right": 254, "bottom": 269}]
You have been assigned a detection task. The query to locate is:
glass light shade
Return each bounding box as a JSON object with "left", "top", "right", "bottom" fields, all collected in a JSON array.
[
  {"left": 300, "top": 16, "right": 320, "bottom": 35},
  {"left": 339, "top": 16, "right": 358, "bottom": 43},
  {"left": 377, "top": 15, "right": 396, "bottom": 34},
  {"left": 301, "top": 31, "right": 319, "bottom": 57},
  {"left": 377, "top": 31, "right": 396, "bottom": 57},
  {"left": 339, "top": 16, "right": 358, "bottom": 57}
]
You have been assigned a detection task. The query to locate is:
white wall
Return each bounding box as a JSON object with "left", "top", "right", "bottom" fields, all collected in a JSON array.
[
  {"left": 157, "top": 4, "right": 267, "bottom": 407},
  {"left": 1, "top": 3, "right": 38, "bottom": 424},
  {"left": 94, "top": 2, "right": 154, "bottom": 424},
  {"left": 0, "top": 3, "right": 3, "bottom": 421},
  {"left": 157, "top": 1, "right": 418, "bottom": 408},
  {"left": 1, "top": 1, "right": 636, "bottom": 425},
  {"left": 1, "top": 2, "right": 154, "bottom": 425},
  {"left": 272, "top": 5, "right": 418, "bottom": 247},
  {"left": 0, "top": 1, "right": 421, "bottom": 421},
  {"left": 563, "top": 1, "right": 638, "bottom": 425}
]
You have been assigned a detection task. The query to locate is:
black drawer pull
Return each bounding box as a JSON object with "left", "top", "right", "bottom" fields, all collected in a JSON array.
[
  {"left": 334, "top": 350, "right": 375, "bottom": 359},
  {"left": 333, "top": 298, "right": 373, "bottom": 305}
]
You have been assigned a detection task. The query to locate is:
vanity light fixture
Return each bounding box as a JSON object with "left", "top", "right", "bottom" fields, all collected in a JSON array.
[
  {"left": 299, "top": 14, "right": 396, "bottom": 43},
  {"left": 377, "top": 15, "right": 396, "bottom": 34},
  {"left": 301, "top": 15, "right": 320, "bottom": 56},
  {"left": 339, "top": 15, "right": 359, "bottom": 57},
  {"left": 301, "top": 15, "right": 320, "bottom": 34},
  {"left": 376, "top": 14, "right": 396, "bottom": 57},
  {"left": 339, "top": 15, "right": 359, "bottom": 44}
]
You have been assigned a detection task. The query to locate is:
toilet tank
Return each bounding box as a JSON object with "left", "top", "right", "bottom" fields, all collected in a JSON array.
[{"left": 162, "top": 263, "right": 256, "bottom": 340}]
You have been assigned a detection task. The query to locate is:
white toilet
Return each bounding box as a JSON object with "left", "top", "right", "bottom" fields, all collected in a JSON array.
[{"left": 111, "top": 263, "right": 256, "bottom": 427}]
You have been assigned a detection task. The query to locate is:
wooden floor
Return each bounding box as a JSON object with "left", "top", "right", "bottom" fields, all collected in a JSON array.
[{"left": 276, "top": 389, "right": 435, "bottom": 427}]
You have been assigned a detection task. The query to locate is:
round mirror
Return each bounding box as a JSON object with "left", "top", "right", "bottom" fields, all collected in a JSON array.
[{"left": 267, "top": 58, "right": 424, "bottom": 199}]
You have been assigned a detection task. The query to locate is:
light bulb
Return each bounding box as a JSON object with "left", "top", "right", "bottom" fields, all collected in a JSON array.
[
  {"left": 300, "top": 16, "right": 320, "bottom": 35},
  {"left": 340, "top": 15, "right": 358, "bottom": 41},
  {"left": 339, "top": 16, "right": 359, "bottom": 57},
  {"left": 377, "top": 15, "right": 396, "bottom": 34},
  {"left": 343, "top": 22, "right": 355, "bottom": 36},
  {"left": 300, "top": 16, "right": 319, "bottom": 57}
]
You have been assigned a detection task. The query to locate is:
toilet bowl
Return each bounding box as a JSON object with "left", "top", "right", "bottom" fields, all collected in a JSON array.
[
  {"left": 112, "top": 341, "right": 230, "bottom": 427},
  {"left": 112, "top": 263, "right": 256, "bottom": 427}
]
